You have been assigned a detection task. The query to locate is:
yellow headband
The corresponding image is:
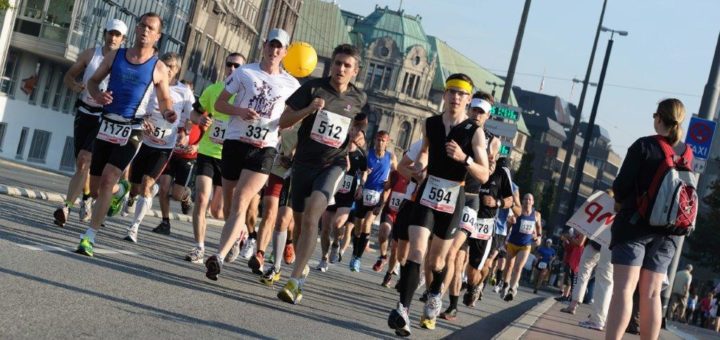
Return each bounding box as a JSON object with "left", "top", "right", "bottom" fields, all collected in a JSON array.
[{"left": 445, "top": 79, "right": 473, "bottom": 94}]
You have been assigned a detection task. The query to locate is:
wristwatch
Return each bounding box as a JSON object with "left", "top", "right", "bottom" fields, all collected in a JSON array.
[{"left": 464, "top": 155, "right": 474, "bottom": 166}]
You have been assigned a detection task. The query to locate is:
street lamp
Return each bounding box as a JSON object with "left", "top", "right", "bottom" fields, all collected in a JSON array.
[
  {"left": 572, "top": 78, "right": 598, "bottom": 87},
  {"left": 486, "top": 81, "right": 504, "bottom": 99},
  {"left": 566, "top": 26, "right": 628, "bottom": 217}
]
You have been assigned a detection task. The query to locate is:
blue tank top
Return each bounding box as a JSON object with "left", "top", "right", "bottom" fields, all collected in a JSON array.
[
  {"left": 104, "top": 48, "right": 158, "bottom": 120},
  {"left": 508, "top": 209, "right": 536, "bottom": 246},
  {"left": 365, "top": 150, "right": 392, "bottom": 191},
  {"left": 494, "top": 182, "right": 518, "bottom": 236}
]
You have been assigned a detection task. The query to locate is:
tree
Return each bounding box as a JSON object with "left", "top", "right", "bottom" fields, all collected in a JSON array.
[
  {"left": 514, "top": 152, "right": 535, "bottom": 196},
  {"left": 540, "top": 179, "right": 556, "bottom": 217},
  {"left": 685, "top": 180, "right": 720, "bottom": 273},
  {"left": 0, "top": 1, "right": 11, "bottom": 10}
]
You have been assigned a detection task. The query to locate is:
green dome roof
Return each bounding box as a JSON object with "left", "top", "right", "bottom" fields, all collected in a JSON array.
[{"left": 352, "top": 5, "right": 432, "bottom": 57}]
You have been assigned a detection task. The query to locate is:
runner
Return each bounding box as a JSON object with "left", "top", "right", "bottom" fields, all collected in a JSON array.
[
  {"left": 53, "top": 19, "right": 127, "bottom": 227},
  {"left": 123, "top": 52, "right": 193, "bottom": 243},
  {"left": 76, "top": 12, "right": 177, "bottom": 256},
  {"left": 491, "top": 175, "right": 520, "bottom": 293},
  {"left": 317, "top": 130, "right": 367, "bottom": 272},
  {"left": 349, "top": 131, "right": 396, "bottom": 272},
  {"left": 276, "top": 43, "right": 369, "bottom": 304},
  {"left": 184, "top": 52, "right": 245, "bottom": 263},
  {"left": 388, "top": 73, "right": 491, "bottom": 336},
  {"left": 500, "top": 193, "right": 542, "bottom": 301},
  {"left": 249, "top": 125, "right": 299, "bottom": 275},
  {"left": 533, "top": 238, "right": 556, "bottom": 294},
  {"left": 373, "top": 168, "right": 408, "bottom": 275},
  {"left": 260, "top": 168, "right": 298, "bottom": 285},
  {"left": 204, "top": 28, "right": 300, "bottom": 281}
]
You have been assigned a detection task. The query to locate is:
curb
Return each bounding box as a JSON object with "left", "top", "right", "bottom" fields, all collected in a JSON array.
[
  {"left": 491, "top": 297, "right": 555, "bottom": 340},
  {"left": 0, "top": 184, "right": 225, "bottom": 227}
]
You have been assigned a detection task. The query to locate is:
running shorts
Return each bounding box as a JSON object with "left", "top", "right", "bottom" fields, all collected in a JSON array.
[
  {"left": 90, "top": 129, "right": 143, "bottom": 176},
  {"left": 221, "top": 140, "right": 277, "bottom": 180},
  {"left": 264, "top": 173, "right": 285, "bottom": 198},
  {"left": 129, "top": 144, "right": 172, "bottom": 184},
  {"left": 162, "top": 156, "right": 195, "bottom": 187},
  {"left": 408, "top": 180, "right": 466, "bottom": 240},
  {"left": 73, "top": 112, "right": 101, "bottom": 157},
  {"left": 195, "top": 153, "right": 222, "bottom": 187},
  {"left": 290, "top": 163, "right": 344, "bottom": 212}
]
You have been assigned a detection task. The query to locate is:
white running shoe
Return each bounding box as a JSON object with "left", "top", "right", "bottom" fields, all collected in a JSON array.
[
  {"left": 79, "top": 199, "right": 92, "bottom": 222},
  {"left": 424, "top": 293, "right": 443, "bottom": 319},
  {"left": 317, "top": 258, "right": 329, "bottom": 272},
  {"left": 240, "top": 238, "right": 256, "bottom": 260},
  {"left": 121, "top": 196, "right": 135, "bottom": 217},
  {"left": 225, "top": 239, "right": 242, "bottom": 263},
  {"left": 185, "top": 247, "right": 205, "bottom": 264},
  {"left": 124, "top": 224, "right": 139, "bottom": 243}
]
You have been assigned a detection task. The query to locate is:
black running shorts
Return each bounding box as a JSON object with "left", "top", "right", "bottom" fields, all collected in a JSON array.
[
  {"left": 129, "top": 144, "right": 172, "bottom": 184},
  {"left": 392, "top": 200, "right": 416, "bottom": 241},
  {"left": 73, "top": 112, "right": 101, "bottom": 157},
  {"left": 90, "top": 129, "right": 143, "bottom": 177},
  {"left": 408, "top": 180, "right": 466, "bottom": 240},
  {"left": 278, "top": 174, "right": 292, "bottom": 208},
  {"left": 162, "top": 156, "right": 195, "bottom": 187},
  {"left": 195, "top": 153, "right": 222, "bottom": 187},
  {"left": 290, "top": 163, "right": 344, "bottom": 212},
  {"left": 221, "top": 139, "right": 277, "bottom": 181}
]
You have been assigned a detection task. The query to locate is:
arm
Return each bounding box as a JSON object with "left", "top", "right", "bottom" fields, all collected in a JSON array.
[
  {"left": 613, "top": 140, "right": 643, "bottom": 204},
  {"left": 446, "top": 128, "right": 490, "bottom": 183},
  {"left": 63, "top": 48, "right": 93, "bottom": 93},
  {"left": 152, "top": 62, "right": 176, "bottom": 123},
  {"left": 214, "top": 90, "right": 258, "bottom": 119},
  {"left": 510, "top": 190, "right": 522, "bottom": 216},
  {"left": 279, "top": 98, "right": 324, "bottom": 129},
  {"left": 534, "top": 211, "right": 543, "bottom": 245},
  {"left": 87, "top": 50, "right": 117, "bottom": 105}
]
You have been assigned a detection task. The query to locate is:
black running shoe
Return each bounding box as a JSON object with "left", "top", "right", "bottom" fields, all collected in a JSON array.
[
  {"left": 181, "top": 199, "right": 192, "bottom": 215},
  {"left": 440, "top": 307, "right": 458, "bottom": 321},
  {"left": 205, "top": 255, "right": 221, "bottom": 281},
  {"left": 381, "top": 272, "right": 393, "bottom": 287},
  {"left": 152, "top": 220, "right": 171, "bottom": 235}
]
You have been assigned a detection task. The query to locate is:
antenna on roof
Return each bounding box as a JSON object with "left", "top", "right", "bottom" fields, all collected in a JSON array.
[{"left": 399, "top": 0, "right": 403, "bottom": 11}]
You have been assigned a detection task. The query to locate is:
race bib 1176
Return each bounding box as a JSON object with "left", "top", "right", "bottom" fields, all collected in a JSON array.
[{"left": 97, "top": 119, "right": 131, "bottom": 146}]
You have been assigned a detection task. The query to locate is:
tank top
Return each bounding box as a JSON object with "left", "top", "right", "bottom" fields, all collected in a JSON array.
[
  {"left": 386, "top": 170, "right": 410, "bottom": 213},
  {"left": 104, "top": 48, "right": 158, "bottom": 121},
  {"left": 365, "top": 150, "right": 392, "bottom": 191},
  {"left": 78, "top": 47, "right": 107, "bottom": 115},
  {"left": 465, "top": 127, "right": 494, "bottom": 193},
  {"left": 142, "top": 83, "right": 193, "bottom": 149},
  {"left": 425, "top": 115, "right": 479, "bottom": 182},
  {"left": 508, "top": 209, "right": 536, "bottom": 246}
]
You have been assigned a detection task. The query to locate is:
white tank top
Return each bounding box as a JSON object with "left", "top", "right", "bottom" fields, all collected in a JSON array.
[{"left": 79, "top": 47, "right": 108, "bottom": 115}]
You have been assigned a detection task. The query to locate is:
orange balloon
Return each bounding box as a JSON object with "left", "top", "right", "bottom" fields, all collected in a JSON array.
[{"left": 283, "top": 42, "right": 318, "bottom": 78}]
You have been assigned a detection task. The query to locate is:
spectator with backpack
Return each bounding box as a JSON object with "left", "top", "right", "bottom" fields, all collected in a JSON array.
[{"left": 605, "top": 98, "right": 698, "bottom": 340}]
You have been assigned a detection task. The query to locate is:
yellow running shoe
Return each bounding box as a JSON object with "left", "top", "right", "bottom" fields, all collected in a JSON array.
[
  {"left": 278, "top": 279, "right": 303, "bottom": 304},
  {"left": 261, "top": 267, "right": 281, "bottom": 286},
  {"left": 420, "top": 315, "right": 436, "bottom": 330}
]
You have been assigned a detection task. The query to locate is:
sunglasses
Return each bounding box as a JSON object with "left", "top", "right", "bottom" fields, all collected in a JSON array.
[{"left": 226, "top": 62, "right": 242, "bottom": 68}]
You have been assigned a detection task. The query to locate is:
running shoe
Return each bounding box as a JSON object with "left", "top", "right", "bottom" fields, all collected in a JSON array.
[
  {"left": 53, "top": 206, "right": 69, "bottom": 227},
  {"left": 181, "top": 199, "right": 193, "bottom": 215},
  {"left": 124, "top": 224, "right": 139, "bottom": 243},
  {"left": 424, "top": 292, "right": 443, "bottom": 319},
  {"left": 316, "top": 258, "right": 329, "bottom": 272},
  {"left": 387, "top": 302, "right": 411, "bottom": 337},
  {"left": 381, "top": 272, "right": 393, "bottom": 287},
  {"left": 75, "top": 236, "right": 94, "bottom": 257},
  {"left": 493, "top": 281, "right": 503, "bottom": 294},
  {"left": 152, "top": 220, "right": 171, "bottom": 235},
  {"left": 372, "top": 256, "right": 387, "bottom": 272},
  {"left": 561, "top": 306, "right": 576, "bottom": 314},
  {"left": 329, "top": 244, "right": 339, "bottom": 263},
  {"left": 419, "top": 290, "right": 429, "bottom": 303},
  {"left": 464, "top": 285, "right": 482, "bottom": 307},
  {"left": 579, "top": 320, "right": 604, "bottom": 331},
  {"left": 260, "top": 267, "right": 281, "bottom": 286},
  {"left": 79, "top": 199, "right": 92, "bottom": 222},
  {"left": 349, "top": 257, "right": 361, "bottom": 272},
  {"left": 302, "top": 264, "right": 310, "bottom": 279},
  {"left": 419, "top": 315, "right": 436, "bottom": 330},
  {"left": 504, "top": 287, "right": 516, "bottom": 302},
  {"left": 205, "top": 255, "right": 222, "bottom": 281},
  {"left": 490, "top": 277, "right": 497, "bottom": 286},
  {"left": 185, "top": 247, "right": 204, "bottom": 264},
  {"left": 109, "top": 180, "right": 131, "bottom": 217},
  {"left": 240, "top": 238, "right": 256, "bottom": 260},
  {"left": 283, "top": 243, "right": 295, "bottom": 264},
  {"left": 225, "top": 239, "right": 242, "bottom": 263},
  {"left": 278, "top": 279, "right": 303, "bottom": 304},
  {"left": 266, "top": 252, "right": 275, "bottom": 264},
  {"left": 248, "top": 252, "right": 265, "bottom": 275},
  {"left": 121, "top": 196, "right": 135, "bottom": 217},
  {"left": 440, "top": 307, "right": 458, "bottom": 321}
]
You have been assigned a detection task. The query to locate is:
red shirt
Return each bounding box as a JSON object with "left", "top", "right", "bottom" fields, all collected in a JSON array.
[
  {"left": 384, "top": 171, "right": 410, "bottom": 213},
  {"left": 173, "top": 124, "right": 201, "bottom": 160},
  {"left": 564, "top": 235, "right": 584, "bottom": 273}
]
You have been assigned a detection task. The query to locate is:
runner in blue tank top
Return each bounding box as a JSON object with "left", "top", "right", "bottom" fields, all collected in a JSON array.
[
  {"left": 501, "top": 193, "right": 542, "bottom": 302},
  {"left": 74, "top": 12, "right": 178, "bottom": 257}
]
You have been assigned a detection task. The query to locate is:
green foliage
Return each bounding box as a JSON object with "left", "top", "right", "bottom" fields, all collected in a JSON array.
[
  {"left": 685, "top": 180, "right": 720, "bottom": 273},
  {"left": 540, "top": 179, "right": 556, "bottom": 216},
  {"left": 0, "top": 0, "right": 11, "bottom": 10},
  {"left": 514, "top": 152, "right": 535, "bottom": 196}
]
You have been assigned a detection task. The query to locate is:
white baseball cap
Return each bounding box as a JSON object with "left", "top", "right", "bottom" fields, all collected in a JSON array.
[
  {"left": 106, "top": 19, "right": 128, "bottom": 36},
  {"left": 266, "top": 28, "right": 290, "bottom": 47}
]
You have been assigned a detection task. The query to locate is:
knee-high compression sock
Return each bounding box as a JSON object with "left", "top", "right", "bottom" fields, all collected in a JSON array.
[
  {"left": 496, "top": 269, "right": 504, "bottom": 282},
  {"left": 352, "top": 234, "right": 361, "bottom": 258},
  {"left": 400, "top": 261, "right": 421, "bottom": 308},
  {"left": 429, "top": 267, "right": 448, "bottom": 295},
  {"left": 249, "top": 231, "right": 257, "bottom": 240},
  {"left": 356, "top": 232, "right": 370, "bottom": 259},
  {"left": 132, "top": 196, "right": 152, "bottom": 227},
  {"left": 273, "top": 231, "right": 287, "bottom": 271},
  {"left": 449, "top": 295, "right": 459, "bottom": 309}
]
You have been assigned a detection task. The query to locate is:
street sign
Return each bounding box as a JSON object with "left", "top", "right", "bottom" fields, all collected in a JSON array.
[
  {"left": 685, "top": 116, "right": 716, "bottom": 161},
  {"left": 485, "top": 119, "right": 518, "bottom": 139},
  {"left": 499, "top": 142, "right": 512, "bottom": 156},
  {"left": 490, "top": 103, "right": 521, "bottom": 121}
]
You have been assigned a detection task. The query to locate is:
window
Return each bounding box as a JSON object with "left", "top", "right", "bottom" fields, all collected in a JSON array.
[
  {"left": 365, "top": 63, "right": 392, "bottom": 91},
  {"left": 16, "top": 127, "right": 29, "bottom": 159},
  {"left": 397, "top": 121, "right": 411, "bottom": 150},
  {"left": 0, "top": 122, "right": 6, "bottom": 152},
  {"left": 405, "top": 75, "right": 416, "bottom": 96},
  {"left": 15, "top": 0, "right": 73, "bottom": 41},
  {"left": 59, "top": 136, "right": 75, "bottom": 171},
  {"left": 0, "top": 49, "right": 19, "bottom": 96},
  {"left": 27, "top": 129, "right": 51, "bottom": 163}
]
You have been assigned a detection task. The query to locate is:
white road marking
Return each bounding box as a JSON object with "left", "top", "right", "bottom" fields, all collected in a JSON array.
[{"left": 11, "top": 242, "right": 139, "bottom": 256}]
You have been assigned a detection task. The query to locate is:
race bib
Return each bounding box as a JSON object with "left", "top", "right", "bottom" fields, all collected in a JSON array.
[
  {"left": 97, "top": 118, "right": 131, "bottom": 146},
  {"left": 519, "top": 220, "right": 535, "bottom": 235},
  {"left": 471, "top": 218, "right": 494, "bottom": 240},
  {"left": 388, "top": 191, "right": 404, "bottom": 212},
  {"left": 337, "top": 174, "right": 354, "bottom": 194},
  {"left": 238, "top": 118, "right": 278, "bottom": 148},
  {"left": 146, "top": 116, "right": 174, "bottom": 145},
  {"left": 209, "top": 120, "right": 228, "bottom": 144},
  {"left": 310, "top": 110, "right": 351, "bottom": 148},
  {"left": 362, "top": 189, "right": 381, "bottom": 207},
  {"left": 538, "top": 262, "right": 548, "bottom": 270},
  {"left": 459, "top": 206, "right": 478, "bottom": 233},
  {"left": 419, "top": 175, "right": 461, "bottom": 213}
]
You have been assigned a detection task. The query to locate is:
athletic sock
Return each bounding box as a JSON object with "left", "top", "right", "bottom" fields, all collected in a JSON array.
[
  {"left": 399, "top": 261, "right": 421, "bottom": 308},
  {"left": 274, "top": 231, "right": 287, "bottom": 271},
  {"left": 83, "top": 228, "right": 97, "bottom": 243},
  {"left": 249, "top": 231, "right": 257, "bottom": 240},
  {"left": 82, "top": 193, "right": 91, "bottom": 201},
  {"left": 286, "top": 238, "right": 293, "bottom": 245},
  {"left": 496, "top": 269, "right": 504, "bottom": 282},
  {"left": 197, "top": 242, "right": 204, "bottom": 250},
  {"left": 352, "top": 235, "right": 360, "bottom": 257},
  {"left": 449, "top": 295, "right": 459, "bottom": 309},
  {"left": 162, "top": 217, "right": 170, "bottom": 224},
  {"left": 356, "top": 232, "right": 370, "bottom": 258},
  {"left": 132, "top": 196, "right": 152, "bottom": 226},
  {"left": 429, "top": 267, "right": 448, "bottom": 295}
]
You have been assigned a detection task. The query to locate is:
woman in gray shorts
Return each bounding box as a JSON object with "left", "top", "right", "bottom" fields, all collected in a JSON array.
[{"left": 604, "top": 98, "right": 691, "bottom": 340}]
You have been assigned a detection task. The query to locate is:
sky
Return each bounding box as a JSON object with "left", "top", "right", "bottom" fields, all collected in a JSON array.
[{"left": 335, "top": 0, "right": 719, "bottom": 158}]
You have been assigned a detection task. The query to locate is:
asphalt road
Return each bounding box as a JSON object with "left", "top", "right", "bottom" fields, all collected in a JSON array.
[{"left": 0, "top": 164, "right": 545, "bottom": 339}]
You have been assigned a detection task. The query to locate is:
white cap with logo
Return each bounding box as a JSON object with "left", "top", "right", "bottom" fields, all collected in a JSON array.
[
  {"left": 266, "top": 28, "right": 290, "bottom": 47},
  {"left": 106, "top": 19, "right": 128, "bottom": 36}
]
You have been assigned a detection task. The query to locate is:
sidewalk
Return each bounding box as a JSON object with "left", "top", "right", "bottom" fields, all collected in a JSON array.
[{"left": 494, "top": 297, "right": 717, "bottom": 340}]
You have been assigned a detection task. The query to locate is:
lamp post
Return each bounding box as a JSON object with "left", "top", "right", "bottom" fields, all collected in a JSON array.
[
  {"left": 549, "top": 0, "right": 608, "bottom": 233},
  {"left": 566, "top": 26, "right": 628, "bottom": 216},
  {"left": 486, "top": 81, "right": 504, "bottom": 99}
]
